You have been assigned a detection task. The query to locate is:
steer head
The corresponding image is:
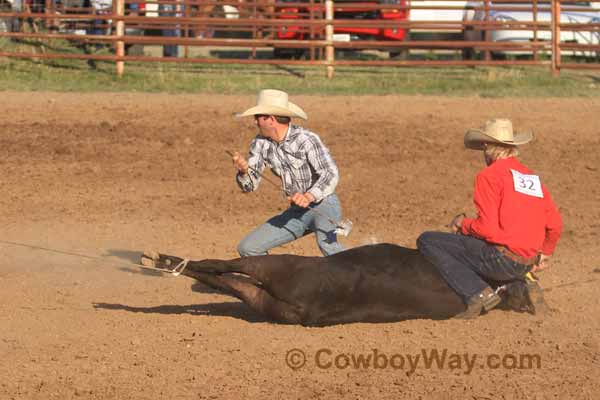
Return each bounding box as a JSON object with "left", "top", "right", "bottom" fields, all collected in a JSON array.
[{"left": 497, "top": 276, "right": 549, "bottom": 316}]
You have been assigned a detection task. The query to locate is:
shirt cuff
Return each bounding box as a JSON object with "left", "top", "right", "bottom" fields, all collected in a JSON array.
[
  {"left": 236, "top": 173, "right": 254, "bottom": 192},
  {"left": 461, "top": 218, "right": 473, "bottom": 235},
  {"left": 540, "top": 243, "right": 556, "bottom": 256},
  {"left": 308, "top": 187, "right": 324, "bottom": 203}
]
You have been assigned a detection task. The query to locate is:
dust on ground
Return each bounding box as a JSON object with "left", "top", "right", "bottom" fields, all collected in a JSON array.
[{"left": 1, "top": 93, "right": 599, "bottom": 399}]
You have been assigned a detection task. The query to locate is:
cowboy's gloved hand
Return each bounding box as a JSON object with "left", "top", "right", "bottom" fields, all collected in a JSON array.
[
  {"left": 288, "top": 192, "right": 315, "bottom": 208},
  {"left": 449, "top": 213, "right": 466, "bottom": 234},
  {"left": 531, "top": 254, "right": 551, "bottom": 273},
  {"left": 232, "top": 151, "right": 249, "bottom": 175}
]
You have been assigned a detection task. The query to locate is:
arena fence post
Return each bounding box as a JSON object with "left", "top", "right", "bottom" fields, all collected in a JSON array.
[
  {"left": 483, "top": 0, "right": 491, "bottom": 62},
  {"left": 533, "top": 0, "right": 539, "bottom": 61},
  {"left": 551, "top": 0, "right": 561, "bottom": 76},
  {"left": 115, "top": 0, "right": 125, "bottom": 77},
  {"left": 325, "top": 0, "right": 334, "bottom": 79}
]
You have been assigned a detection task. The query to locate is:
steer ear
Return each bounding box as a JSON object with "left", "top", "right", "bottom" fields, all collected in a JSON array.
[{"left": 524, "top": 278, "right": 550, "bottom": 316}]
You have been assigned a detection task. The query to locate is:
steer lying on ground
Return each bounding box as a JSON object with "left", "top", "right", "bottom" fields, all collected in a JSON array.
[{"left": 141, "top": 243, "right": 545, "bottom": 325}]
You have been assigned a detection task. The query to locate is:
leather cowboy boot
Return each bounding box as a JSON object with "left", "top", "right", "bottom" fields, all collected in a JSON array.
[{"left": 454, "top": 287, "right": 502, "bottom": 319}]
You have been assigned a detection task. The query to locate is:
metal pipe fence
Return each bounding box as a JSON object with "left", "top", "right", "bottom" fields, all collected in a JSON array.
[{"left": 0, "top": 0, "right": 598, "bottom": 77}]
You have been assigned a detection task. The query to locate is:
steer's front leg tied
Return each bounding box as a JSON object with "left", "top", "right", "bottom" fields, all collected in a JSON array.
[{"left": 171, "top": 259, "right": 189, "bottom": 276}]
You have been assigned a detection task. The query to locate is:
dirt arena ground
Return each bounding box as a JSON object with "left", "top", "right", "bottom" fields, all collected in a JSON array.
[{"left": 1, "top": 92, "right": 599, "bottom": 399}]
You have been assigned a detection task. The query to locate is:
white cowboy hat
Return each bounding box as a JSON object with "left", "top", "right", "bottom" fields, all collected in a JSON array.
[
  {"left": 238, "top": 89, "right": 308, "bottom": 120},
  {"left": 464, "top": 118, "right": 533, "bottom": 150}
]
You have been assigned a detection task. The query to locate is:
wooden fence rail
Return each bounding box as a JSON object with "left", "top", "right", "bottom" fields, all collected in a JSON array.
[{"left": 0, "top": 0, "right": 598, "bottom": 77}]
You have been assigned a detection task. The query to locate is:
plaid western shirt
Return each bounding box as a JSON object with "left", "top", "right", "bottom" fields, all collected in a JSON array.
[{"left": 236, "top": 124, "right": 340, "bottom": 202}]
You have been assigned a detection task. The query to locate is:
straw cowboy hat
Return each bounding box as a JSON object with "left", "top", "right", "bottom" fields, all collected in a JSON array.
[
  {"left": 464, "top": 118, "right": 533, "bottom": 150},
  {"left": 238, "top": 89, "right": 308, "bottom": 120}
]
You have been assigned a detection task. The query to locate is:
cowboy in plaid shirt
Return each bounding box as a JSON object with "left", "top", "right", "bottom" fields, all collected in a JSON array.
[{"left": 232, "top": 89, "right": 346, "bottom": 257}]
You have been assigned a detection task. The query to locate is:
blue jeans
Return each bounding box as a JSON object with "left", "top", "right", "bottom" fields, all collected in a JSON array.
[
  {"left": 238, "top": 194, "right": 346, "bottom": 257},
  {"left": 89, "top": 19, "right": 106, "bottom": 36},
  {"left": 417, "top": 231, "right": 531, "bottom": 303},
  {"left": 160, "top": 4, "right": 181, "bottom": 57}
]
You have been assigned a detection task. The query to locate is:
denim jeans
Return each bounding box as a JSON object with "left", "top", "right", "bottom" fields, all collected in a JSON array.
[
  {"left": 160, "top": 4, "right": 181, "bottom": 57},
  {"left": 417, "top": 231, "right": 532, "bottom": 303},
  {"left": 89, "top": 19, "right": 107, "bottom": 36},
  {"left": 238, "top": 194, "right": 346, "bottom": 257}
]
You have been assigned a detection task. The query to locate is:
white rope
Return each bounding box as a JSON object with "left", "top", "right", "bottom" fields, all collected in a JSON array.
[
  {"left": 171, "top": 259, "right": 189, "bottom": 276},
  {"left": 0, "top": 239, "right": 184, "bottom": 277},
  {"left": 494, "top": 284, "right": 507, "bottom": 295}
]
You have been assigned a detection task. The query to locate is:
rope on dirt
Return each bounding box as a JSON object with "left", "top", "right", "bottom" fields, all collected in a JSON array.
[
  {"left": 0, "top": 239, "right": 181, "bottom": 276},
  {"left": 543, "top": 278, "right": 600, "bottom": 292}
]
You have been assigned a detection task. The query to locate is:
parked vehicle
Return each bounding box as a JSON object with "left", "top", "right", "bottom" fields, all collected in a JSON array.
[
  {"left": 275, "top": 0, "right": 409, "bottom": 58},
  {"left": 464, "top": 1, "right": 600, "bottom": 57},
  {"left": 407, "top": 0, "right": 470, "bottom": 40},
  {"left": 56, "top": 0, "right": 148, "bottom": 36}
]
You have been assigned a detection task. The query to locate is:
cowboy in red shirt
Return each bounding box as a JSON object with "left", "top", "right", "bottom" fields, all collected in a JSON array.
[{"left": 417, "top": 119, "right": 562, "bottom": 319}]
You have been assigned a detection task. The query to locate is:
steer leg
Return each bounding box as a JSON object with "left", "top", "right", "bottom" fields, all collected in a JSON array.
[
  {"left": 142, "top": 252, "right": 304, "bottom": 323},
  {"left": 189, "top": 271, "right": 303, "bottom": 323},
  {"left": 142, "top": 252, "right": 310, "bottom": 291}
]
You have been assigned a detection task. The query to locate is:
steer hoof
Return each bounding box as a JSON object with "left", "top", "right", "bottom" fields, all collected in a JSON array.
[
  {"left": 141, "top": 251, "right": 184, "bottom": 272},
  {"left": 143, "top": 250, "right": 160, "bottom": 261},
  {"left": 140, "top": 256, "right": 155, "bottom": 268},
  {"left": 140, "top": 250, "right": 159, "bottom": 268}
]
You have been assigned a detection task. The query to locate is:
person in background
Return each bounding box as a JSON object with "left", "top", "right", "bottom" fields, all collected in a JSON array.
[{"left": 159, "top": 0, "right": 182, "bottom": 57}]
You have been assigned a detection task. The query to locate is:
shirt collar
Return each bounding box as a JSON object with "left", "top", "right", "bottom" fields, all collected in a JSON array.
[
  {"left": 265, "top": 124, "right": 296, "bottom": 145},
  {"left": 281, "top": 124, "right": 292, "bottom": 142},
  {"left": 284, "top": 124, "right": 300, "bottom": 142}
]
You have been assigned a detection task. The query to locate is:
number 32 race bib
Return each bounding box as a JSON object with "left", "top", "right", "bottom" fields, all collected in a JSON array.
[{"left": 511, "top": 169, "right": 544, "bottom": 198}]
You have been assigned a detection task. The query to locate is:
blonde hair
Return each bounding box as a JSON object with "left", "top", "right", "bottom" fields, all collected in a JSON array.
[{"left": 484, "top": 143, "right": 519, "bottom": 161}]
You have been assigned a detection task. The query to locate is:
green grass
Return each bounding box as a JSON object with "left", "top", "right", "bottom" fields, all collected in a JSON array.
[{"left": 1, "top": 37, "right": 599, "bottom": 96}]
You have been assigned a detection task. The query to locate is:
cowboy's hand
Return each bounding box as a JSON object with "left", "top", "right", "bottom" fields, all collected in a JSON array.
[
  {"left": 449, "top": 213, "right": 465, "bottom": 234},
  {"left": 289, "top": 192, "right": 315, "bottom": 208},
  {"left": 531, "top": 254, "right": 551, "bottom": 273},
  {"left": 232, "top": 151, "right": 249, "bottom": 175}
]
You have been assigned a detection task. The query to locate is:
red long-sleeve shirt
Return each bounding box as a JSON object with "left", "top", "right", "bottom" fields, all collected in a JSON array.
[{"left": 461, "top": 157, "right": 562, "bottom": 258}]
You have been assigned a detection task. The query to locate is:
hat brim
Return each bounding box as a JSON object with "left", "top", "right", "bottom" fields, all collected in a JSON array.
[
  {"left": 464, "top": 129, "right": 534, "bottom": 150},
  {"left": 238, "top": 101, "right": 308, "bottom": 120}
]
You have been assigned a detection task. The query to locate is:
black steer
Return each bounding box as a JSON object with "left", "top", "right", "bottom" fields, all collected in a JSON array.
[{"left": 142, "top": 243, "right": 543, "bottom": 325}]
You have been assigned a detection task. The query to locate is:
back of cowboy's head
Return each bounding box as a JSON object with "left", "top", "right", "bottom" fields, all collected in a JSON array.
[{"left": 464, "top": 118, "right": 533, "bottom": 151}]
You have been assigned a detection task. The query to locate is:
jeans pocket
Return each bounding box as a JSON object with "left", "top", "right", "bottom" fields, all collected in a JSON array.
[{"left": 481, "top": 245, "right": 523, "bottom": 280}]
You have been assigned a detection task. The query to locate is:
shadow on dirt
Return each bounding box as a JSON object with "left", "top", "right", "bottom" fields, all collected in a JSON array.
[
  {"left": 93, "top": 301, "right": 268, "bottom": 323},
  {"left": 104, "top": 248, "right": 164, "bottom": 277},
  {"left": 105, "top": 248, "right": 143, "bottom": 263}
]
